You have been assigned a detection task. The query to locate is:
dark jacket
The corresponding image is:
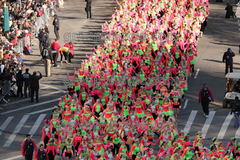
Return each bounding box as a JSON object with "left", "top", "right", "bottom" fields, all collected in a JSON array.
[
  {"left": 223, "top": 50, "right": 235, "bottom": 66},
  {"left": 30, "top": 73, "right": 42, "bottom": 90},
  {"left": 36, "top": 149, "right": 47, "bottom": 160},
  {"left": 198, "top": 88, "right": 214, "bottom": 102},
  {"left": 16, "top": 72, "right": 23, "bottom": 87},
  {"left": 231, "top": 100, "right": 240, "bottom": 114},
  {"left": 42, "top": 32, "right": 49, "bottom": 45},
  {"left": 22, "top": 72, "right": 31, "bottom": 86},
  {"left": 21, "top": 140, "right": 37, "bottom": 156},
  {"left": 53, "top": 16, "right": 59, "bottom": 29},
  {"left": 86, "top": 0, "right": 92, "bottom": 7},
  {"left": 41, "top": 48, "right": 53, "bottom": 61},
  {"left": 225, "top": 5, "right": 233, "bottom": 18},
  {"left": 38, "top": 30, "right": 44, "bottom": 42},
  {"left": 235, "top": 81, "right": 240, "bottom": 93}
]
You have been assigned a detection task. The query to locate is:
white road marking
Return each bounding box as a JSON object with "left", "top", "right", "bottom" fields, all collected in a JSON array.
[
  {"left": 201, "top": 111, "right": 216, "bottom": 139},
  {"left": 29, "top": 108, "right": 53, "bottom": 115},
  {"left": 41, "top": 84, "right": 66, "bottom": 92},
  {"left": 0, "top": 98, "right": 59, "bottom": 115},
  {"left": 1, "top": 91, "right": 61, "bottom": 107},
  {"left": 236, "top": 5, "right": 240, "bottom": 18},
  {"left": 183, "top": 99, "right": 189, "bottom": 110},
  {"left": 3, "top": 115, "right": 30, "bottom": 147},
  {"left": 217, "top": 112, "right": 234, "bottom": 139},
  {"left": 39, "top": 86, "right": 49, "bottom": 90},
  {"left": 84, "top": 19, "right": 87, "bottom": 23},
  {"left": 235, "top": 123, "right": 240, "bottom": 139},
  {"left": 183, "top": 110, "right": 198, "bottom": 134},
  {"left": 28, "top": 114, "right": 46, "bottom": 138},
  {"left": 194, "top": 69, "right": 200, "bottom": 79},
  {"left": 0, "top": 116, "right": 14, "bottom": 136},
  {"left": 235, "top": 125, "right": 240, "bottom": 139},
  {"left": 3, "top": 155, "right": 23, "bottom": 160}
]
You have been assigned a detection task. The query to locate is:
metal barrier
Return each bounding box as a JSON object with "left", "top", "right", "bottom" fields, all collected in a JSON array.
[
  {"left": 14, "top": 39, "right": 24, "bottom": 55},
  {"left": 0, "top": 80, "right": 11, "bottom": 105}
]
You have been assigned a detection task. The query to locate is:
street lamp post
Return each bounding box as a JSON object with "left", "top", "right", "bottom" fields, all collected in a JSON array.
[{"left": 4, "top": 3, "right": 9, "bottom": 32}]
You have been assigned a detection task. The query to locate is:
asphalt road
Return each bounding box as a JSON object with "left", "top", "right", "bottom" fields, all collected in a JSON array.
[{"left": 0, "top": 0, "right": 240, "bottom": 159}]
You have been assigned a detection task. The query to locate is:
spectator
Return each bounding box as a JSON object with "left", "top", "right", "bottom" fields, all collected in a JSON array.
[
  {"left": 42, "top": 27, "right": 50, "bottom": 48},
  {"left": 223, "top": 48, "right": 235, "bottom": 75},
  {"left": 38, "top": 28, "right": 44, "bottom": 56},
  {"left": 198, "top": 83, "right": 214, "bottom": 118},
  {"left": 235, "top": 79, "right": 240, "bottom": 93},
  {"left": 85, "top": 0, "right": 92, "bottom": 19},
  {"left": 30, "top": 71, "right": 42, "bottom": 102},
  {"left": 16, "top": 70, "right": 23, "bottom": 97},
  {"left": 231, "top": 97, "right": 240, "bottom": 128},
  {"left": 23, "top": 68, "right": 31, "bottom": 98},
  {"left": 41, "top": 44, "right": 53, "bottom": 77},
  {"left": 225, "top": 2, "right": 233, "bottom": 18}
]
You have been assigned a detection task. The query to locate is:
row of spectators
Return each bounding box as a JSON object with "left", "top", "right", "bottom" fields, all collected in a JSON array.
[{"left": 0, "top": 0, "right": 55, "bottom": 97}]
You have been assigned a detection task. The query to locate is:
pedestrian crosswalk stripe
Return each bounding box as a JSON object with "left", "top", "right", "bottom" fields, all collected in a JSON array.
[
  {"left": 0, "top": 116, "right": 14, "bottom": 136},
  {"left": 3, "top": 114, "right": 30, "bottom": 147},
  {"left": 29, "top": 108, "right": 53, "bottom": 115},
  {"left": 183, "top": 110, "right": 198, "bottom": 134},
  {"left": 201, "top": 111, "right": 216, "bottom": 139},
  {"left": 28, "top": 114, "right": 46, "bottom": 138},
  {"left": 0, "top": 98, "right": 59, "bottom": 115},
  {"left": 217, "top": 112, "right": 233, "bottom": 140},
  {"left": 235, "top": 125, "right": 240, "bottom": 139}
]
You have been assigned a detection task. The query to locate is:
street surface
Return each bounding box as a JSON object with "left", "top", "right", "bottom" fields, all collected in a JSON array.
[{"left": 0, "top": 0, "right": 240, "bottom": 159}]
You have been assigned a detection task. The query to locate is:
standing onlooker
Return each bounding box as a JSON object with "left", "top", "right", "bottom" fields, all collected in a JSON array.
[
  {"left": 53, "top": 15, "right": 60, "bottom": 39},
  {"left": 41, "top": 44, "right": 53, "bottom": 77},
  {"left": 16, "top": 70, "right": 23, "bottom": 97},
  {"left": 198, "top": 83, "right": 214, "bottom": 118},
  {"left": 51, "top": 39, "right": 61, "bottom": 67},
  {"left": 237, "top": 0, "right": 240, "bottom": 5},
  {"left": 38, "top": 28, "right": 44, "bottom": 56},
  {"left": 231, "top": 97, "right": 240, "bottom": 128},
  {"left": 85, "top": 0, "right": 92, "bottom": 19},
  {"left": 225, "top": 3, "right": 233, "bottom": 18},
  {"left": 64, "top": 41, "right": 74, "bottom": 63},
  {"left": 35, "top": 144, "right": 48, "bottom": 160},
  {"left": 23, "top": 68, "right": 31, "bottom": 98},
  {"left": 21, "top": 134, "right": 37, "bottom": 160},
  {"left": 30, "top": 71, "right": 42, "bottom": 102},
  {"left": 42, "top": 27, "right": 50, "bottom": 48},
  {"left": 223, "top": 48, "right": 235, "bottom": 75}
]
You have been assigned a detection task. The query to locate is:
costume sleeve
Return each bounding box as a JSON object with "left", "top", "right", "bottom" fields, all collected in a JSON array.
[
  {"left": 198, "top": 89, "right": 202, "bottom": 101},
  {"left": 130, "top": 145, "right": 136, "bottom": 157},
  {"left": 182, "top": 148, "right": 188, "bottom": 157},
  {"left": 118, "top": 147, "right": 123, "bottom": 158},
  {"left": 21, "top": 140, "right": 26, "bottom": 156}
]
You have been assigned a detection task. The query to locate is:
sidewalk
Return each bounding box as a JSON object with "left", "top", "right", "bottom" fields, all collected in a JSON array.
[{"left": 0, "top": 0, "right": 119, "bottom": 107}]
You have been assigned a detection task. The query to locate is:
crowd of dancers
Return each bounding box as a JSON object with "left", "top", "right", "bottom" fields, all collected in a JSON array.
[{"left": 34, "top": 0, "right": 225, "bottom": 159}]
